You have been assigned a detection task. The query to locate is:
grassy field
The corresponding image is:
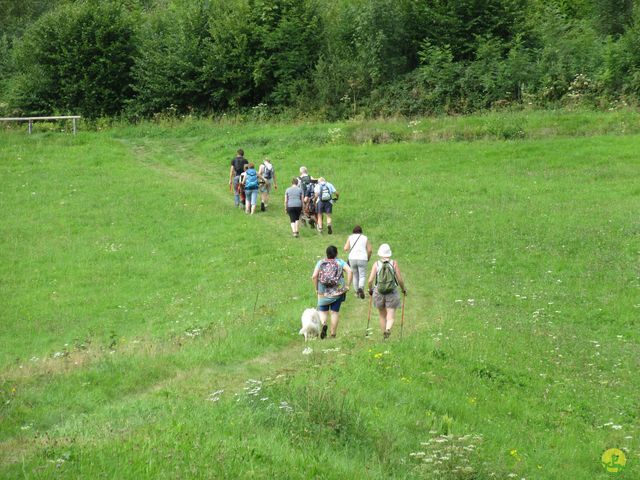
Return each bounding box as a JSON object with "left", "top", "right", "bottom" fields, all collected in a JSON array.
[{"left": 1, "top": 111, "right": 639, "bottom": 478}]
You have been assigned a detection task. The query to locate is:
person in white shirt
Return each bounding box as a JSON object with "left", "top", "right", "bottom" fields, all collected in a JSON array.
[
  {"left": 343, "top": 225, "right": 372, "bottom": 298},
  {"left": 258, "top": 158, "right": 277, "bottom": 211}
]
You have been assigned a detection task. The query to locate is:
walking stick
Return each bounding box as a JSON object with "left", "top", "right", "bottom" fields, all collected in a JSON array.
[
  {"left": 366, "top": 292, "right": 373, "bottom": 337},
  {"left": 400, "top": 291, "right": 406, "bottom": 340}
]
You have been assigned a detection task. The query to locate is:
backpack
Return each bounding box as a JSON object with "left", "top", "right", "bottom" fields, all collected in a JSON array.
[
  {"left": 376, "top": 260, "right": 398, "bottom": 294},
  {"left": 305, "top": 182, "right": 316, "bottom": 197},
  {"left": 320, "top": 184, "right": 332, "bottom": 202},
  {"left": 263, "top": 163, "right": 273, "bottom": 180},
  {"left": 245, "top": 169, "right": 258, "bottom": 190},
  {"left": 318, "top": 259, "right": 342, "bottom": 287},
  {"left": 298, "top": 174, "right": 310, "bottom": 187},
  {"left": 232, "top": 157, "right": 247, "bottom": 176}
]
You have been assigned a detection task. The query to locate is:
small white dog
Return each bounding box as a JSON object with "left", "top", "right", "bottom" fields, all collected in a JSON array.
[{"left": 299, "top": 308, "right": 321, "bottom": 341}]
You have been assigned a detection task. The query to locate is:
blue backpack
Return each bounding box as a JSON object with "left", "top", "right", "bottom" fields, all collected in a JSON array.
[
  {"left": 319, "top": 184, "right": 332, "bottom": 201},
  {"left": 245, "top": 169, "right": 259, "bottom": 190}
]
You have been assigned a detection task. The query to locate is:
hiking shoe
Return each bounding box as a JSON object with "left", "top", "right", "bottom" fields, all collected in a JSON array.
[
  {"left": 327, "top": 225, "right": 333, "bottom": 235},
  {"left": 357, "top": 288, "right": 364, "bottom": 299},
  {"left": 383, "top": 329, "right": 391, "bottom": 340},
  {"left": 320, "top": 324, "right": 328, "bottom": 339},
  {"left": 260, "top": 202, "right": 265, "bottom": 212}
]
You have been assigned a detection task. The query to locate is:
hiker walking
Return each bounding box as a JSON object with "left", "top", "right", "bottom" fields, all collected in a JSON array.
[
  {"left": 229, "top": 148, "right": 248, "bottom": 208},
  {"left": 314, "top": 177, "right": 338, "bottom": 234},
  {"left": 242, "top": 162, "right": 263, "bottom": 214},
  {"left": 284, "top": 177, "right": 303, "bottom": 237},
  {"left": 343, "top": 225, "right": 372, "bottom": 299},
  {"left": 258, "top": 158, "right": 277, "bottom": 211},
  {"left": 312, "top": 245, "right": 353, "bottom": 339},
  {"left": 236, "top": 164, "right": 249, "bottom": 206},
  {"left": 367, "top": 243, "right": 406, "bottom": 340},
  {"left": 298, "top": 166, "right": 317, "bottom": 228}
]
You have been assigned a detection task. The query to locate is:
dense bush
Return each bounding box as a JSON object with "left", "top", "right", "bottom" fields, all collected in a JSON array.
[
  {"left": 128, "top": 1, "right": 212, "bottom": 117},
  {"left": 1, "top": 0, "right": 638, "bottom": 119},
  {"left": 7, "top": 1, "right": 136, "bottom": 117}
]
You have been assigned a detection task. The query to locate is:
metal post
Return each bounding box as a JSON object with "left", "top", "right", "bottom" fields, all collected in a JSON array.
[
  {"left": 28, "top": 120, "right": 33, "bottom": 134},
  {"left": 73, "top": 118, "right": 77, "bottom": 135}
]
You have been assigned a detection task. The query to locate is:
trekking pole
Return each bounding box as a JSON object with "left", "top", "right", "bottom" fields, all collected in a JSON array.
[
  {"left": 400, "top": 291, "right": 406, "bottom": 340},
  {"left": 366, "top": 292, "right": 373, "bottom": 337}
]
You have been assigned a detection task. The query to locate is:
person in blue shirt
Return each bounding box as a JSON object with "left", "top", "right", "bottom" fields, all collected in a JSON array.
[
  {"left": 314, "top": 177, "right": 339, "bottom": 234},
  {"left": 311, "top": 245, "right": 352, "bottom": 338}
]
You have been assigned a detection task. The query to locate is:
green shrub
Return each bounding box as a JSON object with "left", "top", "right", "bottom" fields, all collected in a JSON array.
[
  {"left": 8, "top": 1, "right": 136, "bottom": 118},
  {"left": 128, "top": 1, "right": 212, "bottom": 117}
]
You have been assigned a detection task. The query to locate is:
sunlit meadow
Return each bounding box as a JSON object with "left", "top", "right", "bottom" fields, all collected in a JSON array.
[{"left": 1, "top": 110, "right": 638, "bottom": 478}]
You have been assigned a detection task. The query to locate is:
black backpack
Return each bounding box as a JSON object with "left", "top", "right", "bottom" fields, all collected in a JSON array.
[
  {"left": 233, "top": 157, "right": 247, "bottom": 176},
  {"left": 299, "top": 174, "right": 310, "bottom": 188}
]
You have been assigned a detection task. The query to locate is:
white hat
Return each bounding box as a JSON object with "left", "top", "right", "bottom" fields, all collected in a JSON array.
[{"left": 377, "top": 243, "right": 392, "bottom": 258}]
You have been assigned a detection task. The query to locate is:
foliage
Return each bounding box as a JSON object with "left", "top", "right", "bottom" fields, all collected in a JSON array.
[
  {"left": 128, "top": 1, "right": 212, "bottom": 117},
  {"left": 1, "top": 0, "right": 640, "bottom": 118},
  {"left": 8, "top": 1, "right": 137, "bottom": 117}
]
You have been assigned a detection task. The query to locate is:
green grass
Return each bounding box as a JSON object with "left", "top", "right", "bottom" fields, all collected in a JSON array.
[{"left": 1, "top": 111, "right": 639, "bottom": 479}]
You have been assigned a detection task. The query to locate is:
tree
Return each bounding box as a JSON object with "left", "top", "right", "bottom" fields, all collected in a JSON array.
[
  {"left": 130, "top": 1, "right": 213, "bottom": 116},
  {"left": 9, "top": 1, "right": 137, "bottom": 117}
]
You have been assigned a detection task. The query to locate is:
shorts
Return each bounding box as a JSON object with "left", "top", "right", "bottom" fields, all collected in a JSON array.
[
  {"left": 260, "top": 178, "right": 272, "bottom": 193},
  {"left": 287, "top": 206, "right": 302, "bottom": 222},
  {"left": 245, "top": 189, "right": 258, "bottom": 206},
  {"left": 373, "top": 289, "right": 401, "bottom": 309},
  {"left": 317, "top": 295, "right": 345, "bottom": 312},
  {"left": 316, "top": 200, "right": 332, "bottom": 214}
]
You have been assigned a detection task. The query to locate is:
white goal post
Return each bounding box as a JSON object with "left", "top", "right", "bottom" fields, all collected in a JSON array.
[{"left": 0, "top": 115, "right": 81, "bottom": 135}]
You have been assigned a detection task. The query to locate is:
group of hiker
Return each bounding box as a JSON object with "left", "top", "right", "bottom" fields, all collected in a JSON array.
[
  {"left": 312, "top": 230, "right": 406, "bottom": 340},
  {"left": 228, "top": 148, "right": 407, "bottom": 340},
  {"left": 229, "top": 149, "right": 338, "bottom": 235},
  {"left": 229, "top": 149, "right": 277, "bottom": 214},
  {"left": 284, "top": 167, "right": 339, "bottom": 237}
]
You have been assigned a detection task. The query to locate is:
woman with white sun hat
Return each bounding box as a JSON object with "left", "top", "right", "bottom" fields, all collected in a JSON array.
[{"left": 367, "top": 243, "right": 406, "bottom": 339}]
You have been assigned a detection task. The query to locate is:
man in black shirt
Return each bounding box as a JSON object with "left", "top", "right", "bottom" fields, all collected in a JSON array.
[{"left": 229, "top": 149, "right": 248, "bottom": 208}]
